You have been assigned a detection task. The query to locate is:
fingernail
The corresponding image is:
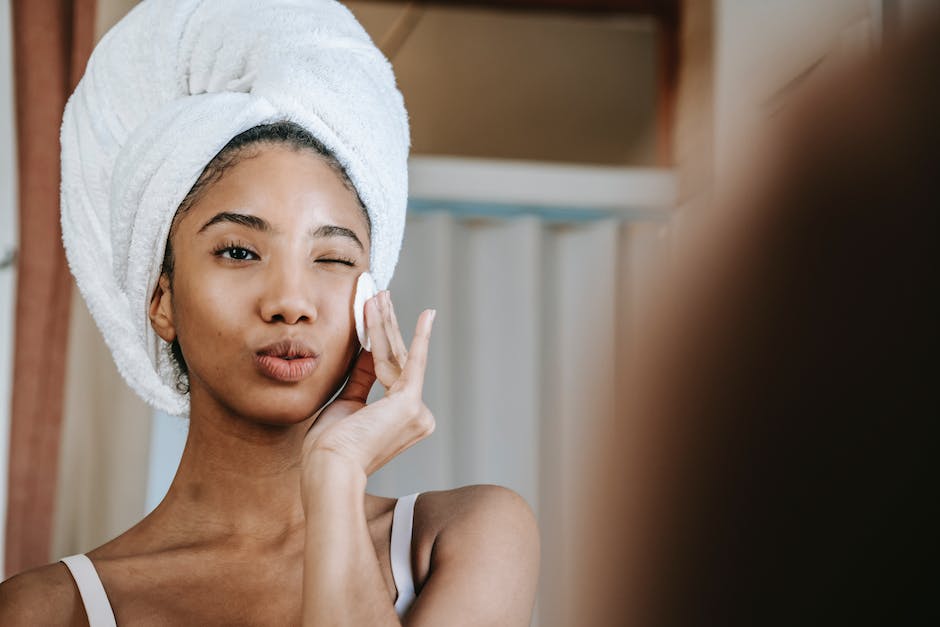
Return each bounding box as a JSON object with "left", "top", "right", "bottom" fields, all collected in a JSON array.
[{"left": 430, "top": 309, "right": 437, "bottom": 323}]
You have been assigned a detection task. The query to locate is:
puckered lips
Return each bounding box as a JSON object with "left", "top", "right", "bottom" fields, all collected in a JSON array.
[{"left": 254, "top": 338, "right": 320, "bottom": 383}]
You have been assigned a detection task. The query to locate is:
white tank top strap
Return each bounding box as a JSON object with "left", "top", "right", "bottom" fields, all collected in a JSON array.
[
  {"left": 390, "top": 491, "right": 421, "bottom": 617},
  {"left": 59, "top": 554, "right": 117, "bottom": 627},
  {"left": 57, "top": 502, "right": 421, "bottom": 623}
]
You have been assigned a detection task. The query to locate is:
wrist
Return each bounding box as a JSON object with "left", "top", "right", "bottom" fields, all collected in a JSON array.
[{"left": 301, "top": 449, "right": 368, "bottom": 496}]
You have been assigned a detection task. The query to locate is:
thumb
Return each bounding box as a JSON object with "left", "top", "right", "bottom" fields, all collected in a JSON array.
[{"left": 336, "top": 349, "right": 377, "bottom": 404}]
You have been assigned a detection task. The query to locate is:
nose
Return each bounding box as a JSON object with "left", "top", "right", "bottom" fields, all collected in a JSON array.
[{"left": 259, "top": 258, "right": 319, "bottom": 325}]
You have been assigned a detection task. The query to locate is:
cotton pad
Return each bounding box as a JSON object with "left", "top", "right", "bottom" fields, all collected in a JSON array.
[{"left": 354, "top": 271, "right": 378, "bottom": 351}]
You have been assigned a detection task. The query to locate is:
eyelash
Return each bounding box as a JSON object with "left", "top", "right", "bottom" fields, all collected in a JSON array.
[
  {"left": 212, "top": 240, "right": 258, "bottom": 261},
  {"left": 211, "top": 240, "right": 357, "bottom": 266}
]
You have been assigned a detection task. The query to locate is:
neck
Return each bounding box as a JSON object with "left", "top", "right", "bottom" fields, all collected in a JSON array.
[{"left": 145, "top": 390, "right": 320, "bottom": 549}]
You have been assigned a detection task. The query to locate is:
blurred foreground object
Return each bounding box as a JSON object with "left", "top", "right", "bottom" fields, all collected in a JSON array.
[{"left": 574, "top": 8, "right": 938, "bottom": 627}]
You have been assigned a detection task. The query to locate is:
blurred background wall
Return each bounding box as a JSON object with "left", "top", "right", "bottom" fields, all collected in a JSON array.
[{"left": 3, "top": 1, "right": 933, "bottom": 626}]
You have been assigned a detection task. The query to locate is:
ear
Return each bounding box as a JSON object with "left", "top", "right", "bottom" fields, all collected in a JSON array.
[{"left": 149, "top": 273, "right": 176, "bottom": 343}]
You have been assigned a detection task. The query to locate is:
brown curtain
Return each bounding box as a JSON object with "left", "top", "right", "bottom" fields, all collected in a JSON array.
[{"left": 5, "top": 0, "right": 97, "bottom": 577}]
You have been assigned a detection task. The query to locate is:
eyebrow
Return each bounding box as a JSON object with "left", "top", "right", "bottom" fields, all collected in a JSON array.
[{"left": 197, "top": 211, "right": 364, "bottom": 251}]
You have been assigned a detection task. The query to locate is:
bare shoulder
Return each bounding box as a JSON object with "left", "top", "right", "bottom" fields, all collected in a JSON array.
[
  {"left": 406, "top": 485, "right": 540, "bottom": 624},
  {"left": 417, "top": 484, "right": 539, "bottom": 537},
  {"left": 416, "top": 484, "right": 540, "bottom": 572},
  {"left": 0, "top": 561, "right": 85, "bottom": 626}
]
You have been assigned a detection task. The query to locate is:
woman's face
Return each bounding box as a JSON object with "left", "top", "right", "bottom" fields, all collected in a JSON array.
[{"left": 150, "top": 143, "right": 370, "bottom": 424}]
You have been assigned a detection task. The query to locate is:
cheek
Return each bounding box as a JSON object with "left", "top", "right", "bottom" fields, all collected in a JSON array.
[
  {"left": 182, "top": 284, "right": 356, "bottom": 347},
  {"left": 321, "top": 296, "right": 358, "bottom": 349},
  {"left": 174, "top": 267, "right": 359, "bottom": 364},
  {"left": 171, "top": 276, "right": 248, "bottom": 370}
]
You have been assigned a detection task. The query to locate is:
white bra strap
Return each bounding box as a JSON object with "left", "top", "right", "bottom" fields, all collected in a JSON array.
[
  {"left": 59, "top": 554, "right": 117, "bottom": 627},
  {"left": 390, "top": 492, "right": 420, "bottom": 616}
]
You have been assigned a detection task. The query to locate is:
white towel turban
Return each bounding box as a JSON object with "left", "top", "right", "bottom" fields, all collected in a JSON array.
[{"left": 59, "top": 0, "right": 411, "bottom": 418}]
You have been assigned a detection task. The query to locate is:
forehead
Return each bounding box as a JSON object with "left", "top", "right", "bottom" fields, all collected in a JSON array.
[{"left": 180, "top": 143, "right": 369, "bottom": 242}]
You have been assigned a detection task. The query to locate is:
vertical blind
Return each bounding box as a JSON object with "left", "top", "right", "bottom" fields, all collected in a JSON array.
[{"left": 367, "top": 207, "right": 666, "bottom": 627}]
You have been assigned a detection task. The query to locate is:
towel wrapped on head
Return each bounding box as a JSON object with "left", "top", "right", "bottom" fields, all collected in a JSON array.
[{"left": 59, "top": 0, "right": 410, "bottom": 418}]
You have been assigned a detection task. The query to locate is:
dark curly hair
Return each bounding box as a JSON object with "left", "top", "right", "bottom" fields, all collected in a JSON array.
[{"left": 158, "top": 120, "right": 371, "bottom": 395}]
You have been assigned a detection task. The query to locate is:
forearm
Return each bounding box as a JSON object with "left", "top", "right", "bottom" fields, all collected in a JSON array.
[{"left": 301, "top": 451, "right": 402, "bottom": 627}]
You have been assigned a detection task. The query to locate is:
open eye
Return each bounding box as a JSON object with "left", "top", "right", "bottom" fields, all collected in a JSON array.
[
  {"left": 221, "top": 247, "right": 257, "bottom": 261},
  {"left": 212, "top": 240, "right": 258, "bottom": 261}
]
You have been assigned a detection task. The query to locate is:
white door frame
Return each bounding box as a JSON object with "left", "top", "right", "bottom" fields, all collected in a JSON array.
[
  {"left": 0, "top": 0, "right": 20, "bottom": 577},
  {"left": 407, "top": 155, "right": 676, "bottom": 217}
]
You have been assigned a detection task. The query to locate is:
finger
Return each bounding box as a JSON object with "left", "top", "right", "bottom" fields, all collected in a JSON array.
[
  {"left": 395, "top": 309, "right": 436, "bottom": 396},
  {"left": 336, "top": 349, "right": 376, "bottom": 404},
  {"left": 366, "top": 293, "right": 392, "bottom": 359},
  {"left": 367, "top": 292, "right": 399, "bottom": 387},
  {"left": 383, "top": 291, "right": 410, "bottom": 368}
]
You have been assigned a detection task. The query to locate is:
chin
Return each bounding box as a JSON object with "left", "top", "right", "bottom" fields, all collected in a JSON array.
[
  {"left": 224, "top": 385, "right": 327, "bottom": 425},
  {"left": 264, "top": 398, "right": 326, "bottom": 424},
  {"left": 200, "top": 364, "right": 347, "bottom": 424}
]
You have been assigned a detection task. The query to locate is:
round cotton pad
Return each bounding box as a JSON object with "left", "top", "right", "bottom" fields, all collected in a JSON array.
[{"left": 354, "top": 271, "right": 378, "bottom": 351}]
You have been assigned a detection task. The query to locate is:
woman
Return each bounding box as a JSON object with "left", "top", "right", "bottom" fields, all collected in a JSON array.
[{"left": 0, "top": 2, "right": 539, "bottom": 625}]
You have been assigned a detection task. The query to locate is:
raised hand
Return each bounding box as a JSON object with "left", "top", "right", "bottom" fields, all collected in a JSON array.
[{"left": 301, "top": 290, "right": 437, "bottom": 479}]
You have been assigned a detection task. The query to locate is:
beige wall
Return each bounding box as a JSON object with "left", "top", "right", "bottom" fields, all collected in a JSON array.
[{"left": 348, "top": 1, "right": 659, "bottom": 165}]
